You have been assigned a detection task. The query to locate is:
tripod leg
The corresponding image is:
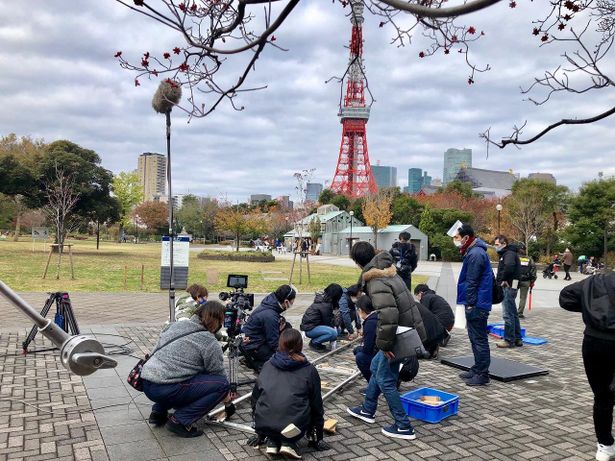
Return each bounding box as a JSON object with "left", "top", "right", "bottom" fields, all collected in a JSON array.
[
  {"left": 42, "top": 247, "right": 53, "bottom": 279},
  {"left": 64, "top": 297, "right": 80, "bottom": 335},
  {"left": 22, "top": 295, "right": 55, "bottom": 352},
  {"left": 289, "top": 252, "right": 296, "bottom": 284}
]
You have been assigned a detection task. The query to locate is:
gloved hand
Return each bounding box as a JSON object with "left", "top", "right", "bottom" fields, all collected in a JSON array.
[{"left": 246, "top": 434, "right": 267, "bottom": 447}]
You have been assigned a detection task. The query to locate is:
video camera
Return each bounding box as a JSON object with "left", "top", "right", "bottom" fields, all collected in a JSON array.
[{"left": 219, "top": 274, "right": 254, "bottom": 338}]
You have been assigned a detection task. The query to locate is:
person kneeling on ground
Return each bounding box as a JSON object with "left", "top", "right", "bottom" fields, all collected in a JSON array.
[
  {"left": 338, "top": 284, "right": 362, "bottom": 339},
  {"left": 241, "top": 285, "right": 296, "bottom": 372},
  {"left": 414, "top": 284, "right": 454, "bottom": 347},
  {"left": 142, "top": 301, "right": 234, "bottom": 438},
  {"left": 251, "top": 328, "right": 327, "bottom": 459},
  {"left": 353, "top": 296, "right": 378, "bottom": 382},
  {"left": 300, "top": 284, "right": 343, "bottom": 352},
  {"left": 174, "top": 283, "right": 208, "bottom": 321}
]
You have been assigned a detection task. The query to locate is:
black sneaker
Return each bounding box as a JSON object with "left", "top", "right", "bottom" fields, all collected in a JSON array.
[
  {"left": 309, "top": 341, "right": 327, "bottom": 352},
  {"left": 266, "top": 439, "right": 280, "bottom": 455},
  {"left": 459, "top": 370, "right": 474, "bottom": 380},
  {"left": 148, "top": 410, "right": 168, "bottom": 427},
  {"left": 279, "top": 442, "right": 302, "bottom": 459},
  {"left": 518, "top": 313, "right": 525, "bottom": 319},
  {"left": 515, "top": 339, "right": 524, "bottom": 347},
  {"left": 165, "top": 417, "right": 204, "bottom": 438}
]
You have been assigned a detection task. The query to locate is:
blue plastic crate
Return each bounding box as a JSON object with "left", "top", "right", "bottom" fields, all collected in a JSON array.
[
  {"left": 400, "top": 387, "right": 459, "bottom": 423},
  {"left": 488, "top": 323, "right": 526, "bottom": 338}
]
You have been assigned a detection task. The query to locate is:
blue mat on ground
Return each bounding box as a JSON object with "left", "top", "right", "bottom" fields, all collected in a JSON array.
[{"left": 522, "top": 336, "right": 548, "bottom": 345}]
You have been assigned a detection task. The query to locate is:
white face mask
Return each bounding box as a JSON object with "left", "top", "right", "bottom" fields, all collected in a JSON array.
[{"left": 453, "top": 240, "right": 463, "bottom": 248}]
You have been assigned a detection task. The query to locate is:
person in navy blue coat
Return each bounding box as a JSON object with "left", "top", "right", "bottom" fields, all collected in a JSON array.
[
  {"left": 241, "top": 285, "right": 296, "bottom": 372},
  {"left": 454, "top": 224, "right": 493, "bottom": 386},
  {"left": 353, "top": 296, "right": 378, "bottom": 382}
]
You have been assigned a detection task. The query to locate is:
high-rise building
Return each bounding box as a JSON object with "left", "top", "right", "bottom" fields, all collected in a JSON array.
[
  {"left": 306, "top": 183, "right": 323, "bottom": 202},
  {"left": 406, "top": 168, "right": 423, "bottom": 194},
  {"left": 372, "top": 165, "right": 397, "bottom": 189},
  {"left": 137, "top": 152, "right": 166, "bottom": 202},
  {"left": 443, "top": 148, "right": 472, "bottom": 185},
  {"left": 276, "top": 195, "right": 294, "bottom": 210},
  {"left": 250, "top": 194, "right": 272, "bottom": 205},
  {"left": 422, "top": 171, "right": 432, "bottom": 187},
  {"left": 528, "top": 172, "right": 556, "bottom": 184}
]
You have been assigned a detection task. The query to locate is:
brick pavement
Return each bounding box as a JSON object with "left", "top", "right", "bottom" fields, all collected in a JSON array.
[{"left": 0, "top": 286, "right": 602, "bottom": 460}]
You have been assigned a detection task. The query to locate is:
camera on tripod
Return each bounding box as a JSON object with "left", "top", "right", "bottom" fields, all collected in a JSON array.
[{"left": 219, "top": 274, "right": 254, "bottom": 338}]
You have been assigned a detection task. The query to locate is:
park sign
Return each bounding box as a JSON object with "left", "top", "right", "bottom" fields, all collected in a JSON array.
[
  {"left": 160, "top": 235, "right": 190, "bottom": 290},
  {"left": 31, "top": 227, "right": 49, "bottom": 241}
]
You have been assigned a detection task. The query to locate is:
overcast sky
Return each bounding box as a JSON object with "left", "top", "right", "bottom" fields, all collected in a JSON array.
[{"left": 1, "top": 1, "right": 613, "bottom": 202}]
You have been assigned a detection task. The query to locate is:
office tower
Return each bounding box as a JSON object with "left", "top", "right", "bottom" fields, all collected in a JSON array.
[
  {"left": 306, "top": 183, "right": 324, "bottom": 202},
  {"left": 443, "top": 148, "right": 472, "bottom": 185},
  {"left": 372, "top": 165, "right": 397, "bottom": 189}
]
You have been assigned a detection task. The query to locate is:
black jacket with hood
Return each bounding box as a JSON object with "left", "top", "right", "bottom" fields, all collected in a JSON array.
[
  {"left": 420, "top": 290, "right": 455, "bottom": 330},
  {"left": 241, "top": 293, "right": 285, "bottom": 352},
  {"left": 390, "top": 241, "right": 418, "bottom": 276},
  {"left": 559, "top": 272, "right": 615, "bottom": 342},
  {"left": 496, "top": 244, "right": 521, "bottom": 285},
  {"left": 300, "top": 293, "right": 335, "bottom": 332},
  {"left": 251, "top": 352, "right": 324, "bottom": 439},
  {"left": 360, "top": 252, "right": 427, "bottom": 351}
]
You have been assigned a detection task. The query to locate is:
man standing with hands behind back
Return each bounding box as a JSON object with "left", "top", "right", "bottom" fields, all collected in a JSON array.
[{"left": 494, "top": 235, "right": 522, "bottom": 349}]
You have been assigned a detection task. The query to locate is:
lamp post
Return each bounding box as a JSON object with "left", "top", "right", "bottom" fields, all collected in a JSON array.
[
  {"left": 349, "top": 210, "right": 354, "bottom": 256},
  {"left": 496, "top": 203, "right": 503, "bottom": 235}
]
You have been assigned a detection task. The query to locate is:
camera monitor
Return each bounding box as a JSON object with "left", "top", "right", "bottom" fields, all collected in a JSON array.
[{"left": 227, "top": 274, "right": 248, "bottom": 289}]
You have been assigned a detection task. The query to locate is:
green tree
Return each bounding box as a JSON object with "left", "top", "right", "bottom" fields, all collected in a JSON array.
[
  {"left": 87, "top": 196, "right": 121, "bottom": 249},
  {"left": 318, "top": 188, "right": 335, "bottom": 205},
  {"left": 438, "top": 180, "right": 477, "bottom": 199},
  {"left": 112, "top": 171, "right": 143, "bottom": 241},
  {"left": 419, "top": 205, "right": 471, "bottom": 261},
  {"left": 390, "top": 189, "right": 423, "bottom": 226},
  {"left": 134, "top": 201, "right": 168, "bottom": 235},
  {"left": 0, "top": 155, "right": 38, "bottom": 240},
  {"left": 215, "top": 208, "right": 267, "bottom": 251},
  {"left": 308, "top": 216, "right": 322, "bottom": 242},
  {"left": 566, "top": 179, "right": 615, "bottom": 265}
]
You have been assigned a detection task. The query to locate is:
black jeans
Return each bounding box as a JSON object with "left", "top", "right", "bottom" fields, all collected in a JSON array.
[
  {"left": 564, "top": 264, "right": 571, "bottom": 280},
  {"left": 582, "top": 335, "right": 615, "bottom": 446},
  {"left": 242, "top": 343, "right": 274, "bottom": 373},
  {"left": 465, "top": 306, "right": 490, "bottom": 377}
]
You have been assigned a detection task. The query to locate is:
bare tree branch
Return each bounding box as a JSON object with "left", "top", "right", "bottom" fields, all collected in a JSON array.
[{"left": 375, "top": 0, "right": 504, "bottom": 18}]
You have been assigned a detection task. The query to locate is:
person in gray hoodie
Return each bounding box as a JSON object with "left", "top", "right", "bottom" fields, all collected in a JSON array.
[{"left": 141, "top": 301, "right": 233, "bottom": 438}]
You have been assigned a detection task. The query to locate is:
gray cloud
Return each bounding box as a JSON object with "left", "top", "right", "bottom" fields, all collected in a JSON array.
[{"left": 0, "top": 1, "right": 613, "bottom": 203}]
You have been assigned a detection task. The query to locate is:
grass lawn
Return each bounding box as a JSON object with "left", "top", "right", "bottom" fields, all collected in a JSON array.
[{"left": 0, "top": 239, "right": 427, "bottom": 293}]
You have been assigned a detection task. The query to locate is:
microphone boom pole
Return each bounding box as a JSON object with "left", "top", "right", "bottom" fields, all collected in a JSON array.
[{"left": 152, "top": 80, "right": 182, "bottom": 322}]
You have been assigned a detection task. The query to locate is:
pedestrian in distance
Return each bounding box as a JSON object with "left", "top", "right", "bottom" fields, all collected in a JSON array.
[
  {"left": 560, "top": 247, "right": 574, "bottom": 281},
  {"left": 517, "top": 245, "right": 537, "bottom": 319},
  {"left": 559, "top": 273, "right": 615, "bottom": 461},
  {"left": 454, "top": 224, "right": 493, "bottom": 386},
  {"left": 494, "top": 235, "right": 523, "bottom": 349},
  {"left": 389, "top": 231, "right": 418, "bottom": 290},
  {"left": 346, "top": 241, "right": 426, "bottom": 440}
]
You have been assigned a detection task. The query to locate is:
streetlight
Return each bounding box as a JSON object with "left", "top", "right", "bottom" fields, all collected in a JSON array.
[
  {"left": 496, "top": 203, "right": 503, "bottom": 235},
  {"left": 349, "top": 210, "right": 354, "bottom": 256}
]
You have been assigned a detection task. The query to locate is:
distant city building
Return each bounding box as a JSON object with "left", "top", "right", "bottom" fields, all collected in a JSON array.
[
  {"left": 404, "top": 168, "right": 433, "bottom": 194},
  {"left": 306, "top": 183, "right": 323, "bottom": 202},
  {"left": 443, "top": 148, "right": 472, "bottom": 185},
  {"left": 528, "top": 172, "right": 556, "bottom": 184},
  {"left": 138, "top": 152, "right": 166, "bottom": 202},
  {"left": 250, "top": 194, "right": 272, "bottom": 205},
  {"left": 455, "top": 167, "right": 518, "bottom": 198},
  {"left": 276, "top": 195, "right": 294, "bottom": 210},
  {"left": 431, "top": 178, "right": 442, "bottom": 187},
  {"left": 372, "top": 165, "right": 397, "bottom": 189}
]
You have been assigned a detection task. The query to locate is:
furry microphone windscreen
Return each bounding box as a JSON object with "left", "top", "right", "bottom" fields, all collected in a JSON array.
[{"left": 152, "top": 80, "right": 182, "bottom": 114}]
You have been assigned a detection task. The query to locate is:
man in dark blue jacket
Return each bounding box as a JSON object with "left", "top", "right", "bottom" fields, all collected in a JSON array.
[
  {"left": 353, "top": 296, "right": 378, "bottom": 382},
  {"left": 241, "top": 285, "right": 296, "bottom": 372},
  {"left": 455, "top": 224, "right": 493, "bottom": 386},
  {"left": 494, "top": 235, "right": 522, "bottom": 349}
]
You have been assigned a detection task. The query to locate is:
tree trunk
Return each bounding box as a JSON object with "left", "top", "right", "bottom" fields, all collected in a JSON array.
[
  {"left": 13, "top": 210, "right": 21, "bottom": 242},
  {"left": 525, "top": 236, "right": 530, "bottom": 256},
  {"left": 373, "top": 229, "right": 378, "bottom": 250},
  {"left": 96, "top": 221, "right": 100, "bottom": 250},
  {"left": 235, "top": 231, "right": 240, "bottom": 252},
  {"left": 118, "top": 223, "right": 124, "bottom": 243}
]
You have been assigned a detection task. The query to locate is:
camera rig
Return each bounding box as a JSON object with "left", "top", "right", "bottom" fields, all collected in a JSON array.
[{"left": 218, "top": 274, "right": 255, "bottom": 393}]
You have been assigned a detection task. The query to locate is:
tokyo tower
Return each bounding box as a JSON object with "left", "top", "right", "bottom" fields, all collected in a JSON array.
[{"left": 329, "top": 0, "right": 377, "bottom": 198}]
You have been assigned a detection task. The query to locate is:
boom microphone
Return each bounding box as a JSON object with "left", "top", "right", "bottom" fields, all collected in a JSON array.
[{"left": 152, "top": 80, "right": 182, "bottom": 114}]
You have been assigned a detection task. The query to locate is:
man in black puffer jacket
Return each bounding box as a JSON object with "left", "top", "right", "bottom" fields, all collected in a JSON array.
[
  {"left": 414, "top": 284, "right": 455, "bottom": 332},
  {"left": 495, "top": 236, "right": 522, "bottom": 349},
  {"left": 346, "top": 242, "right": 425, "bottom": 441},
  {"left": 241, "top": 285, "right": 296, "bottom": 372}
]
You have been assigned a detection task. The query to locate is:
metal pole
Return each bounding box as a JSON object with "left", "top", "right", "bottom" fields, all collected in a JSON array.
[
  {"left": 349, "top": 218, "right": 353, "bottom": 256},
  {"left": 166, "top": 111, "right": 176, "bottom": 322},
  {"left": 497, "top": 210, "right": 501, "bottom": 235},
  {"left": 322, "top": 371, "right": 362, "bottom": 401}
]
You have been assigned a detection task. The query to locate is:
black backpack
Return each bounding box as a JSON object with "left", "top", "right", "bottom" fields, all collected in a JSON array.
[
  {"left": 492, "top": 272, "right": 504, "bottom": 305},
  {"left": 583, "top": 273, "right": 615, "bottom": 331}
]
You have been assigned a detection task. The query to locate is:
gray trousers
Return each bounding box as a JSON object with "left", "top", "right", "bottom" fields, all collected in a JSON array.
[{"left": 517, "top": 281, "right": 531, "bottom": 315}]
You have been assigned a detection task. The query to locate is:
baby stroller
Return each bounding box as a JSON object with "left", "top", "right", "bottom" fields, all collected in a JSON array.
[{"left": 543, "top": 258, "right": 561, "bottom": 279}]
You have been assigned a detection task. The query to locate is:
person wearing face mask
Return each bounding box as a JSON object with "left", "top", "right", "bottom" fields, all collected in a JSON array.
[
  {"left": 241, "top": 284, "right": 296, "bottom": 372},
  {"left": 454, "top": 224, "right": 493, "bottom": 386},
  {"left": 494, "top": 235, "right": 522, "bottom": 349},
  {"left": 141, "top": 300, "right": 233, "bottom": 437}
]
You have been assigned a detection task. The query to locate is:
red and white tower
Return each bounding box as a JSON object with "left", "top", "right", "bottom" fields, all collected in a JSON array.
[{"left": 330, "top": 0, "right": 377, "bottom": 198}]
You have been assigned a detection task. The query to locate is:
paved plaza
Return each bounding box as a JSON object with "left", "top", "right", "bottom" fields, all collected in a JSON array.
[{"left": 0, "top": 262, "right": 600, "bottom": 460}]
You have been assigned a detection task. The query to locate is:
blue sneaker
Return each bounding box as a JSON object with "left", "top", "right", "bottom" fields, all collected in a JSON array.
[
  {"left": 346, "top": 406, "right": 376, "bottom": 424},
  {"left": 381, "top": 424, "right": 416, "bottom": 440}
]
